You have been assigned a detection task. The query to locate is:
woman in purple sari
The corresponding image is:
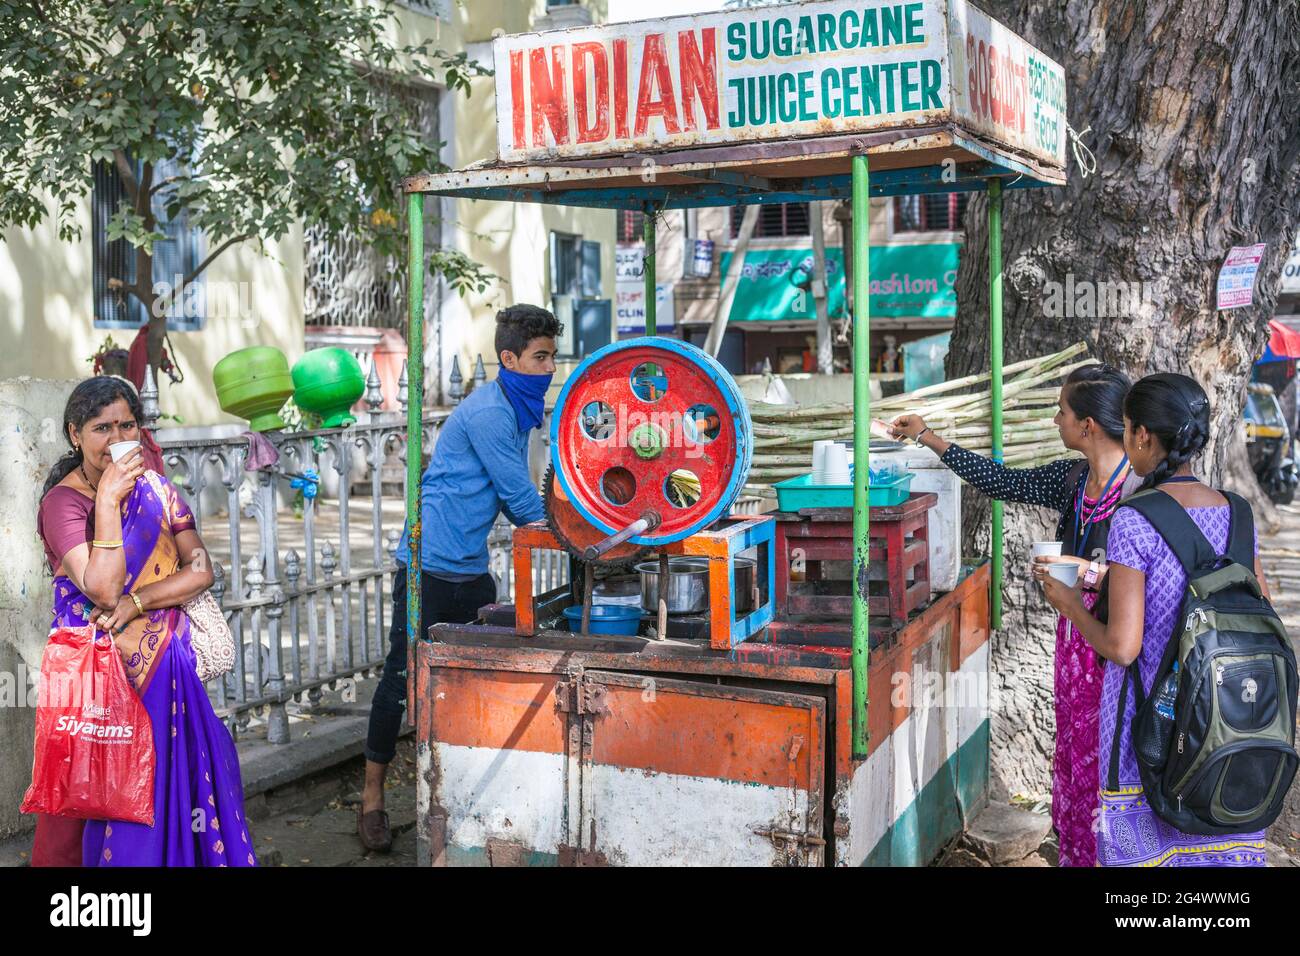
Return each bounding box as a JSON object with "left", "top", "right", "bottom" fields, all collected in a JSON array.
[
  {"left": 1046, "top": 374, "right": 1270, "bottom": 866},
  {"left": 33, "top": 377, "right": 255, "bottom": 867}
]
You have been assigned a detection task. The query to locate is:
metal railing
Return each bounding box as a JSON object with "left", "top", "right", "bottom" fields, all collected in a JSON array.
[{"left": 143, "top": 364, "right": 568, "bottom": 744}]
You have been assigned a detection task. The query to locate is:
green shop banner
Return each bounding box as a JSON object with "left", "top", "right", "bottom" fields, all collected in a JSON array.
[{"left": 718, "top": 243, "right": 958, "bottom": 321}]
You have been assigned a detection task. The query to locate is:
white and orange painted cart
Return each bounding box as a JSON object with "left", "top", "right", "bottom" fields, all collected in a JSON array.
[{"left": 399, "top": 0, "right": 1068, "bottom": 866}]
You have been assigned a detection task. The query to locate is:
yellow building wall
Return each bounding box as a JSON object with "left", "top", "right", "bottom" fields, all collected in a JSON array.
[{"left": 0, "top": 194, "right": 303, "bottom": 427}]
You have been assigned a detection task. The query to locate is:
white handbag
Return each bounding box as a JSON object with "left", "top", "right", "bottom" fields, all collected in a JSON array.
[{"left": 183, "top": 589, "right": 236, "bottom": 683}]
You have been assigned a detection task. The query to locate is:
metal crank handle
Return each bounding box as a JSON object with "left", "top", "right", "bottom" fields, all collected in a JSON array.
[{"left": 583, "top": 511, "right": 661, "bottom": 561}]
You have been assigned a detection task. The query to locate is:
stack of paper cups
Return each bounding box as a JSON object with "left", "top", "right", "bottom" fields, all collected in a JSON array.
[
  {"left": 812, "top": 440, "right": 835, "bottom": 484},
  {"left": 822, "top": 443, "right": 851, "bottom": 485}
]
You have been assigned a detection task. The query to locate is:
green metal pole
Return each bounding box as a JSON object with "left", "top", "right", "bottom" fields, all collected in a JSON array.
[
  {"left": 406, "top": 191, "right": 425, "bottom": 649},
  {"left": 988, "top": 178, "right": 1004, "bottom": 631},
  {"left": 851, "top": 154, "right": 871, "bottom": 760},
  {"left": 643, "top": 203, "right": 656, "bottom": 336}
]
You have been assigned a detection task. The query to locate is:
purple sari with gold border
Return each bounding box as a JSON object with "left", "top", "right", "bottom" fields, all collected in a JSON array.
[{"left": 49, "top": 471, "right": 256, "bottom": 867}]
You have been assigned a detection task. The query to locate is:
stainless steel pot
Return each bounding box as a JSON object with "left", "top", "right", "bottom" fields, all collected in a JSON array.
[{"left": 636, "top": 557, "right": 756, "bottom": 614}]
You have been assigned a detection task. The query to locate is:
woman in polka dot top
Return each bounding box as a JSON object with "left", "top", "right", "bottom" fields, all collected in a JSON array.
[{"left": 891, "top": 363, "right": 1140, "bottom": 867}]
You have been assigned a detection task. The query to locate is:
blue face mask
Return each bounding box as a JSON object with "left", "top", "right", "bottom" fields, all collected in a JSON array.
[{"left": 497, "top": 366, "right": 552, "bottom": 432}]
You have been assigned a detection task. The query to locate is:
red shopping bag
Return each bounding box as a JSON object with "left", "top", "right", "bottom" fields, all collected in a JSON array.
[{"left": 21, "top": 626, "right": 155, "bottom": 825}]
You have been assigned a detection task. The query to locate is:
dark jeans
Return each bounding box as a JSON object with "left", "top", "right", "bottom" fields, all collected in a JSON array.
[{"left": 364, "top": 566, "right": 496, "bottom": 765}]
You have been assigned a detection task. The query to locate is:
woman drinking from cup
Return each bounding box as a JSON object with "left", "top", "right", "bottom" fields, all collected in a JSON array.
[
  {"left": 889, "top": 364, "right": 1138, "bottom": 867},
  {"left": 32, "top": 377, "right": 254, "bottom": 866}
]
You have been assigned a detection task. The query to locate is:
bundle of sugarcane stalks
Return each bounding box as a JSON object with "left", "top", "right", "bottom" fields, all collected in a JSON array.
[{"left": 743, "top": 341, "right": 1091, "bottom": 492}]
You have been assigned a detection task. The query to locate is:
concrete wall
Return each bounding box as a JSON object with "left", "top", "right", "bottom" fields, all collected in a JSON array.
[{"left": 0, "top": 377, "right": 82, "bottom": 838}]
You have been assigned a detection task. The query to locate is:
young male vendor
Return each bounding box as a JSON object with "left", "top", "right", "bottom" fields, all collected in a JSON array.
[{"left": 358, "top": 304, "right": 560, "bottom": 852}]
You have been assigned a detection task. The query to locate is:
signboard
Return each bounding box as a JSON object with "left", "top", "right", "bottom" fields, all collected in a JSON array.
[
  {"left": 615, "top": 242, "right": 675, "bottom": 331},
  {"left": 1217, "top": 243, "right": 1267, "bottom": 311},
  {"left": 616, "top": 283, "right": 675, "bottom": 333},
  {"left": 615, "top": 244, "right": 644, "bottom": 283},
  {"left": 688, "top": 238, "right": 715, "bottom": 278},
  {"left": 1281, "top": 242, "right": 1300, "bottom": 295},
  {"left": 718, "top": 243, "right": 959, "bottom": 321},
  {"left": 947, "top": 0, "right": 1068, "bottom": 176},
  {"left": 492, "top": 0, "right": 1066, "bottom": 169}
]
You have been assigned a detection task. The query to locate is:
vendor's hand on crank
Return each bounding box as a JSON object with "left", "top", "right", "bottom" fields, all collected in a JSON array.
[
  {"left": 888, "top": 414, "right": 929, "bottom": 441},
  {"left": 89, "top": 594, "right": 144, "bottom": 634},
  {"left": 1030, "top": 555, "right": 1089, "bottom": 584}
]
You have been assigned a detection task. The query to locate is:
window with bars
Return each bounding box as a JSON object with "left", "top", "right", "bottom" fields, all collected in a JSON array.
[
  {"left": 304, "top": 77, "right": 441, "bottom": 330},
  {"left": 396, "top": 0, "right": 446, "bottom": 16},
  {"left": 729, "top": 202, "right": 810, "bottom": 239},
  {"left": 618, "top": 209, "right": 646, "bottom": 243},
  {"left": 92, "top": 155, "right": 205, "bottom": 331},
  {"left": 893, "top": 194, "right": 969, "bottom": 233}
]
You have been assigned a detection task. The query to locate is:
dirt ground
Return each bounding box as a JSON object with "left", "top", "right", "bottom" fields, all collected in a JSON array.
[{"left": 243, "top": 736, "right": 418, "bottom": 868}]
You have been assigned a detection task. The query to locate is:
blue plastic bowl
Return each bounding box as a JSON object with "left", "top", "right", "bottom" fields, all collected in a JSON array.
[{"left": 562, "top": 604, "right": 642, "bottom": 636}]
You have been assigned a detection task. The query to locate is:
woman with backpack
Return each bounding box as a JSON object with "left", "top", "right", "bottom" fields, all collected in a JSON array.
[
  {"left": 890, "top": 364, "right": 1139, "bottom": 867},
  {"left": 1043, "top": 373, "right": 1284, "bottom": 866}
]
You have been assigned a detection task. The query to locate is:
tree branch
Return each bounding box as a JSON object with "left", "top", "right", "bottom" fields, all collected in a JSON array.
[
  {"left": 148, "top": 175, "right": 188, "bottom": 196},
  {"left": 182, "top": 233, "right": 252, "bottom": 289},
  {"left": 112, "top": 148, "right": 139, "bottom": 205}
]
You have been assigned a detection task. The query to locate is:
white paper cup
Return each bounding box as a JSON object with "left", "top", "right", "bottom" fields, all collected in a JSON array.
[
  {"left": 109, "top": 440, "right": 141, "bottom": 463},
  {"left": 824, "top": 443, "right": 850, "bottom": 475},
  {"left": 1046, "top": 562, "right": 1079, "bottom": 587},
  {"left": 1031, "top": 541, "right": 1063, "bottom": 559},
  {"left": 812, "top": 441, "right": 834, "bottom": 481}
]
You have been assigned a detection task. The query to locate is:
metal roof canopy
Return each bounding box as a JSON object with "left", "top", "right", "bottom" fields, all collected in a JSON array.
[{"left": 402, "top": 124, "right": 1064, "bottom": 206}]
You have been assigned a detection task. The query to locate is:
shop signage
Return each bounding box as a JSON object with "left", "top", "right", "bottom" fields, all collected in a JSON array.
[
  {"left": 492, "top": 0, "right": 1066, "bottom": 168},
  {"left": 717, "top": 242, "right": 959, "bottom": 321}
]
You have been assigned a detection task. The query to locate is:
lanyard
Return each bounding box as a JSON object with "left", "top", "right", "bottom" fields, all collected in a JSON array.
[{"left": 1072, "top": 455, "right": 1128, "bottom": 557}]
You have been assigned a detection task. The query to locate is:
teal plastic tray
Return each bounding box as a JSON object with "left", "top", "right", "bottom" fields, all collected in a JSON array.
[{"left": 773, "top": 472, "right": 913, "bottom": 511}]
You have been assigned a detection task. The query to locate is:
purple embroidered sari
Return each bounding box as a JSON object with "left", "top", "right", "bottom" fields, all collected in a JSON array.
[{"left": 49, "top": 472, "right": 256, "bottom": 867}]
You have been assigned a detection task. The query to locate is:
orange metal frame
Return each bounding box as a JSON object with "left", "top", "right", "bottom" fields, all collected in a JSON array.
[{"left": 513, "top": 514, "right": 776, "bottom": 649}]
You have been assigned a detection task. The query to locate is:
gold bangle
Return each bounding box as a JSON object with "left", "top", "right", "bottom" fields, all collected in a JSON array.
[
  {"left": 91, "top": 539, "right": 123, "bottom": 549},
  {"left": 130, "top": 593, "right": 146, "bottom": 615}
]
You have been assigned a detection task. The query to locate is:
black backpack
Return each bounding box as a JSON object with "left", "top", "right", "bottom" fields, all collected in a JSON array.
[{"left": 1110, "top": 488, "right": 1299, "bottom": 835}]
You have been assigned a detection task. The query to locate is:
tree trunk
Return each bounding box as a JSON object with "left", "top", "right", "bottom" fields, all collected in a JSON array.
[
  {"left": 946, "top": 0, "right": 1300, "bottom": 795},
  {"left": 140, "top": 245, "right": 166, "bottom": 375}
]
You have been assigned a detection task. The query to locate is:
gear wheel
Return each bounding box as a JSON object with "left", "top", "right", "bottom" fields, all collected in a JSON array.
[{"left": 542, "top": 465, "right": 647, "bottom": 568}]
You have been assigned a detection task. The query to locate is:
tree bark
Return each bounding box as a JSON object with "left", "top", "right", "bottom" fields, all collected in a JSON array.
[{"left": 946, "top": 0, "right": 1300, "bottom": 795}]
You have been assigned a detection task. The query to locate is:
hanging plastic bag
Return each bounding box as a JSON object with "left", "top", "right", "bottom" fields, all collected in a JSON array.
[{"left": 21, "top": 625, "right": 155, "bottom": 825}]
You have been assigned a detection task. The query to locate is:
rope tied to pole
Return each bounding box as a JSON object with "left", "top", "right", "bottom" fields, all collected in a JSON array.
[{"left": 1066, "top": 121, "right": 1098, "bottom": 179}]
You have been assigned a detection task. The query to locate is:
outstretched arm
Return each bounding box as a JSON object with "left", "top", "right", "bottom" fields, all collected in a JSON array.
[{"left": 889, "top": 413, "right": 1077, "bottom": 510}]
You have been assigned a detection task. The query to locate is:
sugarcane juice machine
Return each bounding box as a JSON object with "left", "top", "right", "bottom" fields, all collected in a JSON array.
[{"left": 512, "top": 337, "right": 775, "bottom": 650}]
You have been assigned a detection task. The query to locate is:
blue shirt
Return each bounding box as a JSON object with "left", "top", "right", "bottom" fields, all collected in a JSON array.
[{"left": 396, "top": 380, "right": 545, "bottom": 576}]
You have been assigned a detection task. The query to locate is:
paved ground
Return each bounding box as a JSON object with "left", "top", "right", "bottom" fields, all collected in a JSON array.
[{"left": 1260, "top": 502, "right": 1300, "bottom": 857}]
